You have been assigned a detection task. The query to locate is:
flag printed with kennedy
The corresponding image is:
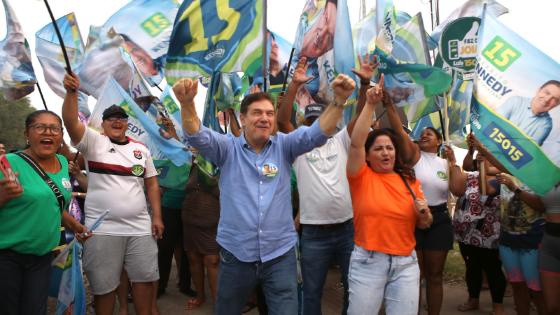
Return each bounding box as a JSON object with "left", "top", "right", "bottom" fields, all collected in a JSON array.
[
  {"left": 89, "top": 77, "right": 190, "bottom": 166},
  {"left": 165, "top": 0, "right": 263, "bottom": 84},
  {"left": 0, "top": 0, "right": 36, "bottom": 101},
  {"left": 100, "top": 0, "right": 180, "bottom": 86},
  {"left": 471, "top": 13, "right": 560, "bottom": 195}
]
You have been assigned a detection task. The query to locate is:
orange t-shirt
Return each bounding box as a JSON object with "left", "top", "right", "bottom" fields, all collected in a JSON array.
[{"left": 348, "top": 164, "right": 425, "bottom": 256}]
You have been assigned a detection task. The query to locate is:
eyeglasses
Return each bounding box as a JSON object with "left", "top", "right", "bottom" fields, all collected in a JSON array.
[
  {"left": 105, "top": 117, "right": 128, "bottom": 122},
  {"left": 29, "top": 124, "right": 63, "bottom": 135}
]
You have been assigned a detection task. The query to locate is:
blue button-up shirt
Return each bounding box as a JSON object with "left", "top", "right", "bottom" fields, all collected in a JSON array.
[
  {"left": 186, "top": 120, "right": 328, "bottom": 262},
  {"left": 497, "top": 96, "right": 552, "bottom": 145}
]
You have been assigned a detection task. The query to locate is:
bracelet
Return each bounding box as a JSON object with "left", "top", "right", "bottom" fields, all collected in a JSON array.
[
  {"left": 514, "top": 187, "right": 522, "bottom": 195},
  {"left": 333, "top": 99, "right": 347, "bottom": 108},
  {"left": 360, "top": 79, "right": 371, "bottom": 86}
]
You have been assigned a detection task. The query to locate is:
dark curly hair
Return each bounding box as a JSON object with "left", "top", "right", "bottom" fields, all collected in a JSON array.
[{"left": 364, "top": 128, "right": 416, "bottom": 181}]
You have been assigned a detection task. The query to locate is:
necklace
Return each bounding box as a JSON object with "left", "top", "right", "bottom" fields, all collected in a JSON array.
[{"left": 24, "top": 149, "right": 59, "bottom": 173}]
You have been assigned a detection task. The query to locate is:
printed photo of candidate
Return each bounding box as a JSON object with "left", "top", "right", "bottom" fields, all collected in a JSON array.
[{"left": 497, "top": 80, "right": 560, "bottom": 145}]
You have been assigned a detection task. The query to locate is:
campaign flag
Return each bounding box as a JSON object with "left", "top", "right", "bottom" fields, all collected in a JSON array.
[
  {"left": 78, "top": 27, "right": 133, "bottom": 99},
  {"left": 202, "top": 73, "right": 242, "bottom": 133},
  {"left": 49, "top": 211, "right": 108, "bottom": 315},
  {"left": 0, "top": 0, "right": 36, "bottom": 101},
  {"left": 99, "top": 0, "right": 179, "bottom": 86},
  {"left": 471, "top": 13, "right": 560, "bottom": 195},
  {"left": 411, "top": 111, "right": 441, "bottom": 141},
  {"left": 35, "top": 13, "right": 91, "bottom": 117},
  {"left": 49, "top": 241, "right": 86, "bottom": 315},
  {"left": 430, "top": 0, "right": 508, "bottom": 48},
  {"left": 165, "top": 0, "right": 264, "bottom": 84},
  {"left": 89, "top": 77, "right": 190, "bottom": 165},
  {"left": 291, "top": 0, "right": 356, "bottom": 122},
  {"left": 354, "top": 7, "right": 451, "bottom": 123},
  {"left": 250, "top": 30, "right": 292, "bottom": 94}
]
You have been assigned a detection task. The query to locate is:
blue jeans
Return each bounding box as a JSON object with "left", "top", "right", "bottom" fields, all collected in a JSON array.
[
  {"left": 215, "top": 247, "right": 298, "bottom": 315},
  {"left": 301, "top": 219, "right": 354, "bottom": 315},
  {"left": 347, "top": 246, "right": 419, "bottom": 315}
]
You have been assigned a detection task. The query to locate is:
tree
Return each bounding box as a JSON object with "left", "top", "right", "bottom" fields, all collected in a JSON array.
[{"left": 0, "top": 92, "right": 36, "bottom": 152}]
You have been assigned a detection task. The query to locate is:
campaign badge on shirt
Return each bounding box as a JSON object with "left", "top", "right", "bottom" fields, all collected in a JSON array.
[
  {"left": 62, "top": 177, "right": 72, "bottom": 192},
  {"left": 261, "top": 163, "right": 279, "bottom": 178},
  {"left": 131, "top": 164, "right": 145, "bottom": 177},
  {"left": 437, "top": 171, "right": 448, "bottom": 181},
  {"left": 133, "top": 149, "right": 142, "bottom": 160}
]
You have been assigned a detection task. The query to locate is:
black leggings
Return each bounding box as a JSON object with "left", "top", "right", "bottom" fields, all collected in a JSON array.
[{"left": 459, "top": 242, "right": 506, "bottom": 303}]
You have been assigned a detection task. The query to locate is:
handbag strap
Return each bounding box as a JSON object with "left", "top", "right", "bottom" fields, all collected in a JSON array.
[
  {"left": 16, "top": 152, "right": 65, "bottom": 213},
  {"left": 398, "top": 172, "right": 417, "bottom": 201}
]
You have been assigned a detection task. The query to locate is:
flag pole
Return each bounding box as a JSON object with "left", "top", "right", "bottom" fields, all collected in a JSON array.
[
  {"left": 36, "top": 82, "right": 48, "bottom": 110},
  {"left": 281, "top": 48, "right": 296, "bottom": 92},
  {"left": 42, "top": 0, "right": 72, "bottom": 74},
  {"left": 261, "top": 0, "right": 268, "bottom": 92}
]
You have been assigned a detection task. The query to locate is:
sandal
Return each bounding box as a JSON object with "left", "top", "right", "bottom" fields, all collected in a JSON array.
[
  {"left": 457, "top": 300, "right": 479, "bottom": 312},
  {"left": 185, "top": 297, "right": 205, "bottom": 310},
  {"left": 242, "top": 302, "right": 257, "bottom": 314}
]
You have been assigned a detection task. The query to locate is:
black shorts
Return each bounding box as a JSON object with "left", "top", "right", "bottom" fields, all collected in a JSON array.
[
  {"left": 539, "top": 222, "right": 560, "bottom": 273},
  {"left": 415, "top": 204, "right": 454, "bottom": 251}
]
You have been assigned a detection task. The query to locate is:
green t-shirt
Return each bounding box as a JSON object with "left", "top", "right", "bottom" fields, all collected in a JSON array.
[{"left": 0, "top": 153, "right": 72, "bottom": 255}]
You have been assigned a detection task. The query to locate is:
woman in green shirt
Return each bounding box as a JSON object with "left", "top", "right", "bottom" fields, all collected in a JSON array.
[{"left": 0, "top": 110, "right": 88, "bottom": 315}]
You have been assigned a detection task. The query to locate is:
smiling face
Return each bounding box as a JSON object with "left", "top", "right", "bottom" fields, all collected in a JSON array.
[
  {"left": 102, "top": 116, "right": 128, "bottom": 142},
  {"left": 366, "top": 135, "right": 396, "bottom": 173},
  {"left": 25, "top": 113, "right": 63, "bottom": 160},
  {"left": 240, "top": 99, "right": 275, "bottom": 149},
  {"left": 418, "top": 128, "right": 442, "bottom": 153},
  {"left": 531, "top": 83, "right": 560, "bottom": 115}
]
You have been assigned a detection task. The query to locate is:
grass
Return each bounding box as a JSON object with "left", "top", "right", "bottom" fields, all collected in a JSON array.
[{"left": 443, "top": 243, "right": 466, "bottom": 286}]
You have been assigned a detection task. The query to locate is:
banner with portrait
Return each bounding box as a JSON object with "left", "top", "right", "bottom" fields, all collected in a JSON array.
[
  {"left": 291, "top": 0, "right": 356, "bottom": 121},
  {"left": 471, "top": 13, "right": 560, "bottom": 195},
  {"left": 99, "top": 0, "right": 179, "bottom": 86}
]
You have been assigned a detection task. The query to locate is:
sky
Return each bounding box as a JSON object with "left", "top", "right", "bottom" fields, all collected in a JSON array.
[{"left": 1, "top": 0, "right": 559, "bottom": 123}]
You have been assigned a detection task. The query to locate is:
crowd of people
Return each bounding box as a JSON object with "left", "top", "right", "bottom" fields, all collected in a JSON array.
[{"left": 0, "top": 53, "right": 559, "bottom": 315}]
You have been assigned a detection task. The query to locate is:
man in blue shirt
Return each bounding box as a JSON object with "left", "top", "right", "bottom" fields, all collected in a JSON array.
[
  {"left": 173, "top": 74, "right": 356, "bottom": 315},
  {"left": 497, "top": 80, "right": 560, "bottom": 145}
]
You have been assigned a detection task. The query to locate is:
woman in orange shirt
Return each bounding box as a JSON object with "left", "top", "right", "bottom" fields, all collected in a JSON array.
[{"left": 346, "top": 76, "right": 432, "bottom": 315}]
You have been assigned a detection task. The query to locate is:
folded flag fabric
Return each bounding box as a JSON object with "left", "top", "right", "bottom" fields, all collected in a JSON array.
[
  {"left": 165, "top": 0, "right": 263, "bottom": 84},
  {"left": 0, "top": 0, "right": 36, "bottom": 101}
]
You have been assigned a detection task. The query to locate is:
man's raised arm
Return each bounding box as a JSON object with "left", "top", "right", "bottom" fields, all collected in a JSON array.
[
  {"left": 173, "top": 78, "right": 200, "bottom": 135},
  {"left": 319, "top": 74, "right": 356, "bottom": 136},
  {"left": 61, "top": 73, "right": 86, "bottom": 144}
]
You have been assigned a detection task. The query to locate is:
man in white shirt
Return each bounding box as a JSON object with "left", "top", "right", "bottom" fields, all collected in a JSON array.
[
  {"left": 61, "top": 73, "right": 163, "bottom": 315},
  {"left": 277, "top": 55, "right": 377, "bottom": 315}
]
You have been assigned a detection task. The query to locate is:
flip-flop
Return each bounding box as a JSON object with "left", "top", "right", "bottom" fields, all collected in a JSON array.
[
  {"left": 185, "top": 298, "right": 205, "bottom": 310},
  {"left": 242, "top": 302, "right": 257, "bottom": 314},
  {"left": 457, "top": 301, "right": 479, "bottom": 312}
]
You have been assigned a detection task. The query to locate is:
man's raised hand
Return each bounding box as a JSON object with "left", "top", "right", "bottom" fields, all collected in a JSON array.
[
  {"left": 331, "top": 74, "right": 356, "bottom": 105},
  {"left": 173, "top": 78, "right": 198, "bottom": 105}
]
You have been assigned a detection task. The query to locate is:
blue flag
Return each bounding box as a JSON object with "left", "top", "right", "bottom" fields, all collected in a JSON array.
[
  {"left": 99, "top": 0, "right": 179, "bottom": 86},
  {"left": 0, "top": 0, "right": 36, "bottom": 100},
  {"left": 291, "top": 0, "right": 356, "bottom": 122},
  {"left": 35, "top": 13, "right": 90, "bottom": 117},
  {"left": 89, "top": 77, "right": 190, "bottom": 166},
  {"left": 471, "top": 13, "right": 560, "bottom": 195},
  {"left": 165, "top": 0, "right": 264, "bottom": 84}
]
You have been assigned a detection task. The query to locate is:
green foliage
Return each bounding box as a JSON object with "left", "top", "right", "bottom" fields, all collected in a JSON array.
[{"left": 0, "top": 93, "right": 36, "bottom": 152}]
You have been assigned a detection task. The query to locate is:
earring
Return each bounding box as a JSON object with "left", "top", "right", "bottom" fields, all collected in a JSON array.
[{"left": 26, "top": 139, "right": 29, "bottom": 145}]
